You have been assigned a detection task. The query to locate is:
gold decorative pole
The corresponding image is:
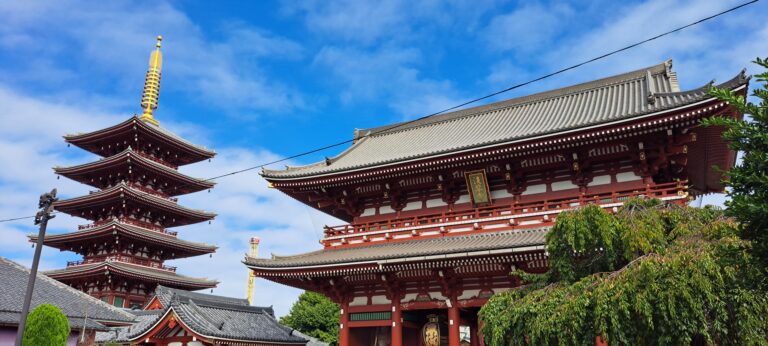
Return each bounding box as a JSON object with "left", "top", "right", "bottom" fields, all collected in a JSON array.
[
  {"left": 246, "top": 237, "right": 260, "bottom": 305},
  {"left": 139, "top": 36, "right": 163, "bottom": 126}
]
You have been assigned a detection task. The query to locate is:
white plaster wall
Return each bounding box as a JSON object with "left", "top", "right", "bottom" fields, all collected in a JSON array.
[
  {"left": 455, "top": 194, "right": 471, "bottom": 204},
  {"left": 522, "top": 184, "right": 547, "bottom": 195},
  {"left": 457, "top": 289, "right": 481, "bottom": 300},
  {"left": 551, "top": 180, "right": 578, "bottom": 191},
  {"left": 371, "top": 295, "right": 391, "bottom": 305},
  {"left": 491, "top": 189, "right": 513, "bottom": 199},
  {"left": 426, "top": 198, "right": 447, "bottom": 208},
  {"left": 379, "top": 205, "right": 395, "bottom": 215},
  {"left": 616, "top": 171, "right": 642, "bottom": 182},
  {"left": 349, "top": 296, "right": 368, "bottom": 306},
  {"left": 590, "top": 175, "right": 612, "bottom": 186},
  {"left": 402, "top": 201, "right": 422, "bottom": 211}
]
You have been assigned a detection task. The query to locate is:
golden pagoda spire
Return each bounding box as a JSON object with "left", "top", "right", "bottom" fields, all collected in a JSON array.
[{"left": 139, "top": 35, "right": 163, "bottom": 126}]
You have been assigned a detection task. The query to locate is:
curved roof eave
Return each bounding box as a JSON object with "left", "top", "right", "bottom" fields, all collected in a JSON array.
[{"left": 262, "top": 71, "right": 748, "bottom": 182}]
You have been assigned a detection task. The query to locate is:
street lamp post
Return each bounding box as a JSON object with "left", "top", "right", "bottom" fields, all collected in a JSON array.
[{"left": 15, "top": 189, "right": 57, "bottom": 346}]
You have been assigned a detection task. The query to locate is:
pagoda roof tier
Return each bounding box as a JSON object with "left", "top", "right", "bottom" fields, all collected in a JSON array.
[
  {"left": 64, "top": 116, "right": 215, "bottom": 166},
  {"left": 44, "top": 261, "right": 218, "bottom": 290},
  {"left": 54, "top": 183, "right": 216, "bottom": 228},
  {"left": 54, "top": 148, "right": 214, "bottom": 196},
  {"left": 262, "top": 61, "right": 748, "bottom": 180},
  {"left": 29, "top": 220, "right": 217, "bottom": 259},
  {"left": 245, "top": 227, "right": 547, "bottom": 270}
]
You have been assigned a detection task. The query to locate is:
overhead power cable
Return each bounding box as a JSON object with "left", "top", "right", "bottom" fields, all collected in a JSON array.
[{"left": 0, "top": 0, "right": 758, "bottom": 224}]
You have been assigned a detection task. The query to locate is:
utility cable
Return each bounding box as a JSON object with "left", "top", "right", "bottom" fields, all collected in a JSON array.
[{"left": 0, "top": 0, "right": 758, "bottom": 224}]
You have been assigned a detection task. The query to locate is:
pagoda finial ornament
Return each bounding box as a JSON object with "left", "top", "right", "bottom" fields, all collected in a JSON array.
[{"left": 139, "top": 35, "right": 163, "bottom": 126}]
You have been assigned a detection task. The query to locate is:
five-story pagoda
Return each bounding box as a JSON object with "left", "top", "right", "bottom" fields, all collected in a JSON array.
[{"left": 32, "top": 37, "right": 219, "bottom": 308}]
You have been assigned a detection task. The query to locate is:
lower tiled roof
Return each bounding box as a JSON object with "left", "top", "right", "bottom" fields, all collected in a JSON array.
[
  {"left": 96, "top": 287, "right": 310, "bottom": 344},
  {"left": 245, "top": 228, "right": 549, "bottom": 269},
  {"left": 44, "top": 261, "right": 218, "bottom": 289},
  {"left": 0, "top": 257, "right": 135, "bottom": 330},
  {"left": 31, "top": 220, "right": 217, "bottom": 256},
  {"left": 155, "top": 285, "right": 249, "bottom": 308}
]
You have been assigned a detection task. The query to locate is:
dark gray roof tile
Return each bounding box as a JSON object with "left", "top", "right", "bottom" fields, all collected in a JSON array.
[
  {"left": 96, "top": 287, "right": 310, "bottom": 344},
  {"left": 0, "top": 257, "right": 135, "bottom": 330},
  {"left": 263, "top": 62, "right": 748, "bottom": 179},
  {"left": 245, "top": 227, "right": 548, "bottom": 269}
]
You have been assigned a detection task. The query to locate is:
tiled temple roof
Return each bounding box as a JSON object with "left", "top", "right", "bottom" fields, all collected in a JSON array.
[
  {"left": 96, "top": 285, "right": 313, "bottom": 345},
  {"left": 29, "top": 220, "right": 217, "bottom": 257},
  {"left": 0, "top": 257, "right": 134, "bottom": 330},
  {"left": 263, "top": 61, "right": 748, "bottom": 179},
  {"left": 154, "top": 285, "right": 250, "bottom": 308},
  {"left": 54, "top": 147, "right": 214, "bottom": 195},
  {"left": 245, "top": 227, "right": 548, "bottom": 269},
  {"left": 44, "top": 261, "right": 218, "bottom": 289},
  {"left": 53, "top": 183, "right": 216, "bottom": 226},
  {"left": 64, "top": 116, "right": 215, "bottom": 165}
]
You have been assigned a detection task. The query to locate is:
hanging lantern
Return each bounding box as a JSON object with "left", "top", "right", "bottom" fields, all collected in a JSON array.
[{"left": 422, "top": 314, "right": 441, "bottom": 346}]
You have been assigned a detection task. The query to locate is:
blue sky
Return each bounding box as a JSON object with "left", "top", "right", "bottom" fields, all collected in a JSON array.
[{"left": 0, "top": 0, "right": 766, "bottom": 316}]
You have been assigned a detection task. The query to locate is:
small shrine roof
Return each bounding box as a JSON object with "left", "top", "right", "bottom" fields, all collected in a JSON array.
[
  {"left": 96, "top": 285, "right": 311, "bottom": 344},
  {"left": 262, "top": 61, "right": 748, "bottom": 179},
  {"left": 29, "top": 220, "right": 217, "bottom": 256},
  {"left": 54, "top": 147, "right": 214, "bottom": 195},
  {"left": 44, "top": 261, "right": 219, "bottom": 289},
  {"left": 245, "top": 227, "right": 548, "bottom": 269},
  {"left": 0, "top": 257, "right": 135, "bottom": 330}
]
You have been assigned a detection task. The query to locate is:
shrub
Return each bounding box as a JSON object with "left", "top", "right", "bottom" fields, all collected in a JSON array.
[{"left": 22, "top": 304, "right": 70, "bottom": 346}]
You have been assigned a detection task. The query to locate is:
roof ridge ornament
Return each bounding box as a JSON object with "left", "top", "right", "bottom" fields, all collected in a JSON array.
[
  {"left": 645, "top": 70, "right": 657, "bottom": 105},
  {"left": 139, "top": 36, "right": 163, "bottom": 126}
]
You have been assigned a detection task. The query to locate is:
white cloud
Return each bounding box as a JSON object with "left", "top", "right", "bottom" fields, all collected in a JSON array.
[
  {"left": 0, "top": 1, "right": 305, "bottom": 114},
  {"left": 483, "top": 4, "right": 574, "bottom": 52},
  {"left": 313, "top": 46, "right": 463, "bottom": 119},
  {"left": 283, "top": 0, "right": 503, "bottom": 44}
]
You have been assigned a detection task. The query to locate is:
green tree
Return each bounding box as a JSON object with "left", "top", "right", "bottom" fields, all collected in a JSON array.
[
  {"left": 702, "top": 57, "right": 768, "bottom": 269},
  {"left": 480, "top": 201, "right": 768, "bottom": 345},
  {"left": 22, "top": 304, "right": 70, "bottom": 346},
  {"left": 545, "top": 204, "right": 623, "bottom": 283},
  {"left": 280, "top": 291, "right": 340, "bottom": 345}
]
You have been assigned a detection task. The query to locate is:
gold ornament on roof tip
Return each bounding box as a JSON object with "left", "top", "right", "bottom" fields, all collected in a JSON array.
[{"left": 139, "top": 35, "right": 163, "bottom": 126}]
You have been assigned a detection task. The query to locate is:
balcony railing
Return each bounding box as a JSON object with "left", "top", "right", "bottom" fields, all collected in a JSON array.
[
  {"left": 77, "top": 218, "right": 177, "bottom": 236},
  {"left": 134, "top": 150, "right": 178, "bottom": 170},
  {"left": 127, "top": 183, "right": 177, "bottom": 202},
  {"left": 66, "top": 255, "right": 177, "bottom": 272},
  {"left": 322, "top": 181, "right": 687, "bottom": 244}
]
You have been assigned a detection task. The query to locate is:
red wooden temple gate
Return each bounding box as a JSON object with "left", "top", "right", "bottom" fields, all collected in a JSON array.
[{"left": 246, "top": 61, "right": 747, "bottom": 346}]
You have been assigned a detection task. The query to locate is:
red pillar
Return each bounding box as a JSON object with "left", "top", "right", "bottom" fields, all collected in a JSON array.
[
  {"left": 448, "top": 303, "right": 460, "bottom": 346},
  {"left": 339, "top": 301, "right": 350, "bottom": 346},
  {"left": 391, "top": 303, "right": 402, "bottom": 346},
  {"left": 470, "top": 319, "right": 480, "bottom": 346}
]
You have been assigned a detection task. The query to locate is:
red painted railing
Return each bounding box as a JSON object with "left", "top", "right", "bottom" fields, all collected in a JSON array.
[
  {"left": 324, "top": 181, "right": 687, "bottom": 239},
  {"left": 67, "top": 255, "right": 177, "bottom": 272},
  {"left": 77, "top": 218, "right": 177, "bottom": 236},
  {"left": 127, "top": 182, "right": 177, "bottom": 202},
  {"left": 133, "top": 150, "right": 178, "bottom": 170}
]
